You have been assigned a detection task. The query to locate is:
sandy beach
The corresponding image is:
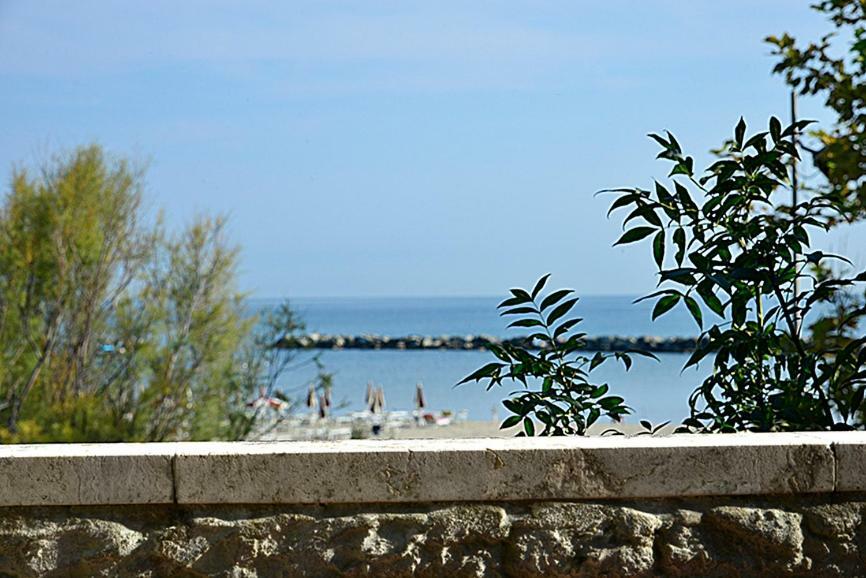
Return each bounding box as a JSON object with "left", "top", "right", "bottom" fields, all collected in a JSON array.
[{"left": 263, "top": 418, "right": 664, "bottom": 441}]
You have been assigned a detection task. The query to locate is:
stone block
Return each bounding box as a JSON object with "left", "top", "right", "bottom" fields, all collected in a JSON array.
[
  {"left": 818, "top": 431, "right": 866, "bottom": 492},
  {"left": 0, "top": 444, "right": 174, "bottom": 506},
  {"left": 171, "top": 433, "right": 835, "bottom": 504}
]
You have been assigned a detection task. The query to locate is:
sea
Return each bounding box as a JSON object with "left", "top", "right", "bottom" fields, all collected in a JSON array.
[{"left": 249, "top": 296, "right": 709, "bottom": 424}]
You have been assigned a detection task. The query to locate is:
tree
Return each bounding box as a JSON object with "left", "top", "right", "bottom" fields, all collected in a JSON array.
[
  {"left": 0, "top": 146, "right": 152, "bottom": 436},
  {"left": 767, "top": 0, "right": 866, "bottom": 220},
  {"left": 221, "top": 301, "right": 329, "bottom": 441},
  {"left": 0, "top": 145, "right": 322, "bottom": 442},
  {"left": 607, "top": 117, "right": 866, "bottom": 432}
]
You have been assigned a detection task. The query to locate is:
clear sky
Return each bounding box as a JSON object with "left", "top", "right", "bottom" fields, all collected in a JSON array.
[{"left": 1, "top": 1, "right": 864, "bottom": 297}]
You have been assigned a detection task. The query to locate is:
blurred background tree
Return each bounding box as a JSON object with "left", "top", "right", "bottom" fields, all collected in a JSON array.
[
  {"left": 768, "top": 0, "right": 866, "bottom": 358},
  {"left": 768, "top": 0, "right": 866, "bottom": 221},
  {"left": 0, "top": 145, "right": 322, "bottom": 442}
]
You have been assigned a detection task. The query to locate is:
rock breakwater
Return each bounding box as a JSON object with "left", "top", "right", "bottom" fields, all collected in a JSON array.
[{"left": 276, "top": 333, "right": 697, "bottom": 352}]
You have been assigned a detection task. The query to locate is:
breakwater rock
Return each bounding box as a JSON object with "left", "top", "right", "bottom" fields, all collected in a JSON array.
[{"left": 276, "top": 333, "right": 697, "bottom": 352}]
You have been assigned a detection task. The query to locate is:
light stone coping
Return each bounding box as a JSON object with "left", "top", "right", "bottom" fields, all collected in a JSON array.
[
  {"left": 792, "top": 431, "right": 866, "bottom": 493},
  {"left": 3, "top": 432, "right": 866, "bottom": 506},
  {"left": 0, "top": 443, "right": 174, "bottom": 506}
]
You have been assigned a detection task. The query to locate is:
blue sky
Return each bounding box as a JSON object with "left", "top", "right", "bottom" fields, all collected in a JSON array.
[{"left": 1, "top": 1, "right": 864, "bottom": 297}]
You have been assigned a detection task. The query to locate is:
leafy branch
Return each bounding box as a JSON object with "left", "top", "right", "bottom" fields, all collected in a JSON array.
[{"left": 459, "top": 274, "right": 655, "bottom": 436}]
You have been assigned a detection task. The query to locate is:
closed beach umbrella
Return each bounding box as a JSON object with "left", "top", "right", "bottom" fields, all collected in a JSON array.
[
  {"left": 376, "top": 386, "right": 386, "bottom": 413},
  {"left": 415, "top": 383, "right": 426, "bottom": 410},
  {"left": 306, "top": 384, "right": 317, "bottom": 410},
  {"left": 318, "top": 394, "right": 327, "bottom": 419},
  {"left": 365, "top": 382, "right": 374, "bottom": 407},
  {"left": 323, "top": 386, "right": 332, "bottom": 408}
]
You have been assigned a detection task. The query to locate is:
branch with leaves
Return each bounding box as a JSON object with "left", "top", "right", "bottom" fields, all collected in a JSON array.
[
  {"left": 459, "top": 274, "right": 655, "bottom": 436},
  {"left": 606, "top": 117, "right": 866, "bottom": 432}
]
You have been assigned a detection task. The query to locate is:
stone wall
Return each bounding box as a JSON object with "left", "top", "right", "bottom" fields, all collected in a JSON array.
[
  {"left": 1, "top": 434, "right": 866, "bottom": 576},
  {"left": 4, "top": 497, "right": 866, "bottom": 576}
]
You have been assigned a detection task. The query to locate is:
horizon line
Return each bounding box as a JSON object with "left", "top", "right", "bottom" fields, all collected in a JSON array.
[{"left": 247, "top": 293, "right": 646, "bottom": 301}]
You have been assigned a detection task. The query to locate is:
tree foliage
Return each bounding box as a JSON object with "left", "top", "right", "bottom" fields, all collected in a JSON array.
[
  {"left": 767, "top": 0, "right": 866, "bottom": 219},
  {"left": 607, "top": 117, "right": 866, "bottom": 432},
  {"left": 0, "top": 145, "right": 319, "bottom": 442},
  {"left": 459, "top": 275, "right": 653, "bottom": 436}
]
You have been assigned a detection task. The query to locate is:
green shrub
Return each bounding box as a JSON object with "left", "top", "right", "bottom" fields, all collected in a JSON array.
[
  {"left": 459, "top": 275, "right": 653, "bottom": 435},
  {"left": 607, "top": 117, "right": 866, "bottom": 432}
]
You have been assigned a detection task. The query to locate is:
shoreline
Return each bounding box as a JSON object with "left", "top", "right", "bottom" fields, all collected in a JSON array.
[{"left": 260, "top": 416, "right": 669, "bottom": 441}]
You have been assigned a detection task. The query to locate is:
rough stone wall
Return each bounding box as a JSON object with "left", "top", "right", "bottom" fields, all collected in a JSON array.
[{"left": 1, "top": 495, "right": 865, "bottom": 577}]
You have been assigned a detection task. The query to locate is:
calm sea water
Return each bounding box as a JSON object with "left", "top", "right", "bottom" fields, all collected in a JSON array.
[{"left": 249, "top": 296, "right": 706, "bottom": 423}]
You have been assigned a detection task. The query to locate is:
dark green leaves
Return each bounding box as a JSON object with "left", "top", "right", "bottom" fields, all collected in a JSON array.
[
  {"left": 507, "top": 318, "right": 544, "bottom": 329},
  {"left": 461, "top": 275, "right": 645, "bottom": 436},
  {"left": 614, "top": 227, "right": 656, "bottom": 246},
  {"left": 609, "top": 115, "right": 866, "bottom": 433},
  {"left": 590, "top": 384, "right": 609, "bottom": 398},
  {"left": 696, "top": 284, "right": 725, "bottom": 317},
  {"left": 458, "top": 362, "right": 503, "bottom": 385},
  {"left": 684, "top": 295, "right": 703, "bottom": 328},
  {"left": 769, "top": 116, "right": 782, "bottom": 142},
  {"left": 501, "top": 415, "right": 521, "bottom": 429},
  {"left": 734, "top": 117, "right": 747, "bottom": 148},
  {"left": 547, "top": 298, "right": 579, "bottom": 326},
  {"left": 531, "top": 274, "right": 551, "bottom": 299},
  {"left": 673, "top": 228, "right": 686, "bottom": 265},
  {"left": 652, "top": 231, "right": 665, "bottom": 267},
  {"left": 652, "top": 294, "right": 679, "bottom": 320},
  {"left": 509, "top": 288, "right": 532, "bottom": 302},
  {"left": 540, "top": 289, "right": 573, "bottom": 311}
]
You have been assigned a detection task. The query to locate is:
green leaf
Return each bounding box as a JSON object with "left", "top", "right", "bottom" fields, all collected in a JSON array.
[
  {"left": 769, "top": 116, "right": 782, "bottom": 142},
  {"left": 850, "top": 387, "right": 865, "bottom": 415},
  {"left": 540, "top": 289, "right": 573, "bottom": 311},
  {"left": 507, "top": 318, "right": 544, "bottom": 329},
  {"left": 500, "top": 415, "right": 521, "bottom": 429},
  {"left": 509, "top": 288, "right": 532, "bottom": 302},
  {"left": 667, "top": 131, "right": 682, "bottom": 153},
  {"left": 634, "top": 289, "right": 677, "bottom": 304},
  {"left": 614, "top": 227, "right": 656, "bottom": 246},
  {"left": 697, "top": 286, "right": 724, "bottom": 317},
  {"left": 523, "top": 417, "right": 535, "bottom": 436},
  {"left": 684, "top": 295, "right": 703, "bottom": 328},
  {"left": 616, "top": 352, "right": 633, "bottom": 371},
  {"left": 503, "top": 398, "right": 524, "bottom": 415},
  {"left": 669, "top": 160, "right": 692, "bottom": 177},
  {"left": 744, "top": 131, "right": 769, "bottom": 150},
  {"left": 590, "top": 384, "right": 609, "bottom": 398},
  {"left": 458, "top": 362, "right": 503, "bottom": 384},
  {"left": 674, "top": 182, "right": 698, "bottom": 214},
  {"left": 662, "top": 268, "right": 697, "bottom": 286},
  {"left": 531, "top": 274, "right": 551, "bottom": 299},
  {"left": 553, "top": 318, "right": 582, "bottom": 338},
  {"left": 654, "top": 180, "right": 674, "bottom": 202},
  {"left": 497, "top": 296, "right": 525, "bottom": 308},
  {"left": 623, "top": 204, "right": 662, "bottom": 227},
  {"left": 589, "top": 352, "right": 606, "bottom": 371},
  {"left": 652, "top": 230, "right": 665, "bottom": 268},
  {"left": 501, "top": 306, "right": 537, "bottom": 316},
  {"left": 607, "top": 193, "right": 638, "bottom": 216},
  {"left": 683, "top": 343, "right": 712, "bottom": 369},
  {"left": 652, "top": 295, "right": 679, "bottom": 320},
  {"left": 599, "top": 396, "right": 625, "bottom": 410},
  {"left": 547, "top": 298, "right": 579, "bottom": 326},
  {"left": 673, "top": 228, "right": 686, "bottom": 265},
  {"left": 648, "top": 133, "right": 670, "bottom": 149},
  {"left": 734, "top": 117, "right": 746, "bottom": 148}
]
